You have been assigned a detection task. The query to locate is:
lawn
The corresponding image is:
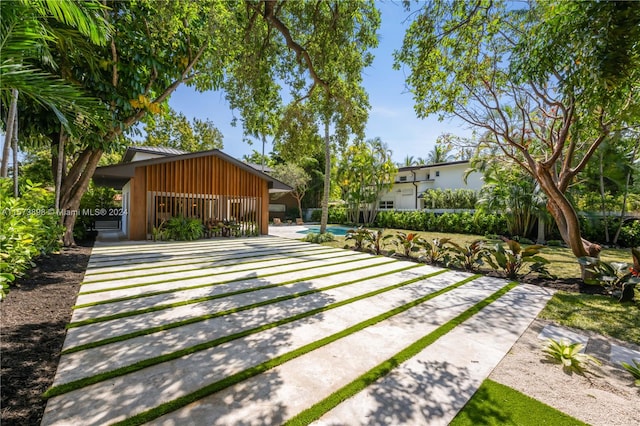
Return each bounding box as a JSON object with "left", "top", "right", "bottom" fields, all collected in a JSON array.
[{"left": 450, "top": 379, "right": 587, "bottom": 426}]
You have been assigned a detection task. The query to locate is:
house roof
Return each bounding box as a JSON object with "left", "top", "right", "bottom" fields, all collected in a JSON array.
[
  {"left": 397, "top": 159, "right": 470, "bottom": 172},
  {"left": 93, "top": 149, "right": 292, "bottom": 192},
  {"left": 122, "top": 146, "right": 188, "bottom": 163}
]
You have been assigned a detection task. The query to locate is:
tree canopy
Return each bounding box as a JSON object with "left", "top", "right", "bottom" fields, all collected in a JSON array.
[{"left": 395, "top": 0, "right": 640, "bottom": 261}]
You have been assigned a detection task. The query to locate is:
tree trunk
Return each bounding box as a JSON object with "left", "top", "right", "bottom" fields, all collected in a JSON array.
[
  {"left": 59, "top": 148, "right": 103, "bottom": 246},
  {"left": 320, "top": 119, "right": 330, "bottom": 234},
  {"left": 12, "top": 114, "right": 19, "bottom": 196},
  {"left": 1, "top": 89, "right": 18, "bottom": 177},
  {"left": 536, "top": 164, "right": 598, "bottom": 258},
  {"left": 54, "top": 127, "right": 66, "bottom": 211},
  {"left": 598, "top": 150, "right": 609, "bottom": 242},
  {"left": 613, "top": 139, "right": 639, "bottom": 245}
]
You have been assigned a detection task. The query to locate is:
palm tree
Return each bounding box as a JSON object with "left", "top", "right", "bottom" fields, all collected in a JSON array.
[
  {"left": 400, "top": 155, "right": 417, "bottom": 167},
  {"left": 426, "top": 144, "right": 453, "bottom": 165},
  {"left": 1, "top": 0, "right": 110, "bottom": 174}
]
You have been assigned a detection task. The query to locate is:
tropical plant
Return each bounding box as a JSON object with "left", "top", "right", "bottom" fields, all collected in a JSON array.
[
  {"left": 368, "top": 229, "right": 393, "bottom": 256},
  {"left": 543, "top": 338, "right": 601, "bottom": 375},
  {"left": 164, "top": 216, "right": 203, "bottom": 241},
  {"left": 417, "top": 237, "right": 451, "bottom": 265},
  {"left": 578, "top": 248, "right": 640, "bottom": 302},
  {"left": 447, "top": 240, "right": 488, "bottom": 271},
  {"left": 337, "top": 138, "right": 397, "bottom": 225},
  {"left": 621, "top": 359, "right": 640, "bottom": 387},
  {"left": 391, "top": 232, "right": 423, "bottom": 258},
  {"left": 345, "top": 227, "right": 372, "bottom": 252},
  {"left": 0, "top": 179, "right": 63, "bottom": 283},
  {"left": 484, "top": 238, "right": 550, "bottom": 280},
  {"left": 0, "top": 262, "right": 14, "bottom": 301},
  {"left": 302, "top": 232, "right": 335, "bottom": 244}
]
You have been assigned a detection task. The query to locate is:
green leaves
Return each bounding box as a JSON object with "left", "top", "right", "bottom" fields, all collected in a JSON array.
[
  {"left": 0, "top": 179, "right": 64, "bottom": 292},
  {"left": 484, "top": 238, "right": 550, "bottom": 280},
  {"left": 543, "top": 338, "right": 601, "bottom": 375},
  {"left": 337, "top": 138, "right": 397, "bottom": 225},
  {"left": 621, "top": 359, "right": 640, "bottom": 387}
]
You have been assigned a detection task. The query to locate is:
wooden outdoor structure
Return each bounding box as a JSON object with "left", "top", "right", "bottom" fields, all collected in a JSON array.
[{"left": 93, "top": 149, "right": 291, "bottom": 240}]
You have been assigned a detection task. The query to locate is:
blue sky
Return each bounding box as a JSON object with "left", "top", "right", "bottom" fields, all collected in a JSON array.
[{"left": 168, "top": 1, "right": 473, "bottom": 163}]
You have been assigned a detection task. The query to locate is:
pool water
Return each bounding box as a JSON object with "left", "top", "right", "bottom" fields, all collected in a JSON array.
[{"left": 297, "top": 225, "right": 354, "bottom": 237}]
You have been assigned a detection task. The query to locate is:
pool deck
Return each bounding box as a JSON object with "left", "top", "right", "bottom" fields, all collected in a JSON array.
[{"left": 268, "top": 224, "right": 334, "bottom": 239}]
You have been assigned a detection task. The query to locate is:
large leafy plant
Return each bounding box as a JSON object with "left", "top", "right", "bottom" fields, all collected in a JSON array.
[
  {"left": 447, "top": 240, "right": 488, "bottom": 271},
  {"left": 484, "top": 238, "right": 550, "bottom": 280},
  {"left": 578, "top": 247, "right": 640, "bottom": 302},
  {"left": 0, "top": 179, "right": 64, "bottom": 300},
  {"left": 543, "top": 338, "right": 601, "bottom": 375},
  {"left": 163, "top": 216, "right": 203, "bottom": 241},
  {"left": 621, "top": 359, "right": 640, "bottom": 387},
  {"left": 417, "top": 237, "right": 451, "bottom": 265},
  {"left": 391, "top": 232, "right": 423, "bottom": 258}
]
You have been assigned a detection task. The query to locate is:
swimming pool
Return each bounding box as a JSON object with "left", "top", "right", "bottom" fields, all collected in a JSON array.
[{"left": 296, "top": 225, "right": 355, "bottom": 237}]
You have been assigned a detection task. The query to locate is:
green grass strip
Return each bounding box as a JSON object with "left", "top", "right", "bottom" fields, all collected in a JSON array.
[
  {"left": 84, "top": 245, "right": 335, "bottom": 278},
  {"left": 77, "top": 251, "right": 362, "bottom": 295},
  {"left": 107, "top": 274, "right": 483, "bottom": 426},
  {"left": 63, "top": 260, "right": 425, "bottom": 351},
  {"left": 46, "top": 267, "right": 445, "bottom": 397},
  {"left": 67, "top": 259, "right": 408, "bottom": 328},
  {"left": 80, "top": 250, "right": 354, "bottom": 288},
  {"left": 284, "top": 281, "right": 518, "bottom": 426},
  {"left": 73, "top": 256, "right": 392, "bottom": 310},
  {"left": 450, "top": 379, "right": 588, "bottom": 425}
]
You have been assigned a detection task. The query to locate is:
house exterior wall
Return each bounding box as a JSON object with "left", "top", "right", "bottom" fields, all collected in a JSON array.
[
  {"left": 379, "top": 162, "right": 483, "bottom": 210},
  {"left": 128, "top": 154, "right": 269, "bottom": 240}
]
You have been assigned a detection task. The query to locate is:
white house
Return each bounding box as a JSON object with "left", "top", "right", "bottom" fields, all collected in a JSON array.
[{"left": 378, "top": 160, "right": 483, "bottom": 210}]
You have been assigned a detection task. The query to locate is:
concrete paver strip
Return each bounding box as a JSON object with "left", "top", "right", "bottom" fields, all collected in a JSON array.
[
  {"left": 42, "top": 237, "right": 553, "bottom": 425},
  {"left": 74, "top": 252, "right": 377, "bottom": 306},
  {"left": 314, "top": 284, "right": 554, "bottom": 426},
  {"left": 82, "top": 245, "right": 343, "bottom": 282},
  {"left": 43, "top": 268, "right": 475, "bottom": 425},
  {"left": 78, "top": 250, "right": 365, "bottom": 293},
  {"left": 148, "top": 277, "right": 510, "bottom": 426},
  {"left": 56, "top": 263, "right": 433, "bottom": 384},
  {"left": 64, "top": 260, "right": 419, "bottom": 345}
]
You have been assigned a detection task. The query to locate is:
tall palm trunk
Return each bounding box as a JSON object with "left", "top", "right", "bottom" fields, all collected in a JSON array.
[{"left": 1, "top": 89, "right": 19, "bottom": 177}]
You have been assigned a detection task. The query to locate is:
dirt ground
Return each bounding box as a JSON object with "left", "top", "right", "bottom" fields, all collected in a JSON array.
[
  {"left": 1, "top": 242, "right": 638, "bottom": 425},
  {"left": 1, "top": 244, "right": 91, "bottom": 426}
]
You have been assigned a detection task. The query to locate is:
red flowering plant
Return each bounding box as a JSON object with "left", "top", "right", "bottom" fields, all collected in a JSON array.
[{"left": 578, "top": 248, "right": 640, "bottom": 302}]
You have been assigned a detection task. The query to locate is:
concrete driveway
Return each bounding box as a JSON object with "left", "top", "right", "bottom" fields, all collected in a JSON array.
[{"left": 41, "top": 236, "right": 552, "bottom": 425}]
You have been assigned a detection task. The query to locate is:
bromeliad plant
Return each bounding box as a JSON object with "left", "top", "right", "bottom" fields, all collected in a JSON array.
[
  {"left": 484, "top": 238, "right": 550, "bottom": 280},
  {"left": 578, "top": 248, "right": 640, "bottom": 302},
  {"left": 621, "top": 359, "right": 640, "bottom": 387},
  {"left": 543, "top": 338, "right": 601, "bottom": 375}
]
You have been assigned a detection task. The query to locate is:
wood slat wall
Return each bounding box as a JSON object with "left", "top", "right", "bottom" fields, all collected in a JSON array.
[{"left": 128, "top": 154, "right": 269, "bottom": 240}]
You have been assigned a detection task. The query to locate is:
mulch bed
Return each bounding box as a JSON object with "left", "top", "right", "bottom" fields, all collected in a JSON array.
[
  {"left": 0, "top": 241, "right": 605, "bottom": 424},
  {"left": 1, "top": 243, "right": 92, "bottom": 426}
]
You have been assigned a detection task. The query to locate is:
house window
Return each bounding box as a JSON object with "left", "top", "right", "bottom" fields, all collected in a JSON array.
[
  {"left": 379, "top": 200, "right": 394, "bottom": 209},
  {"left": 427, "top": 173, "right": 430, "bottom": 180},
  {"left": 399, "top": 176, "right": 407, "bottom": 182},
  {"left": 435, "top": 171, "right": 440, "bottom": 177}
]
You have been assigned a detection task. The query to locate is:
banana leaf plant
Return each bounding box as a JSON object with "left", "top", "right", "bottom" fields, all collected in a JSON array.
[
  {"left": 578, "top": 247, "right": 640, "bottom": 302},
  {"left": 484, "top": 238, "right": 550, "bottom": 280}
]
